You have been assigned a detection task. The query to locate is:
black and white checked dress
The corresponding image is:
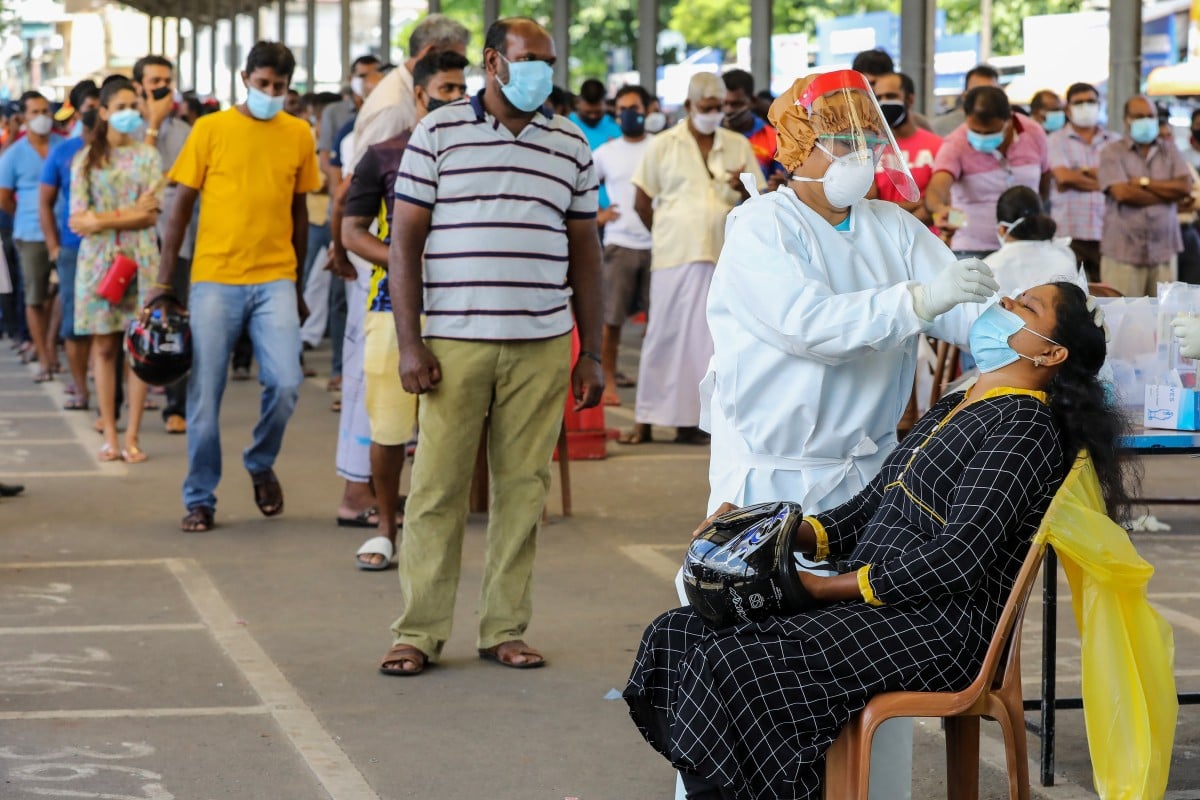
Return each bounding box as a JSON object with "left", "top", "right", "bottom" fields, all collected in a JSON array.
[{"left": 624, "top": 390, "right": 1065, "bottom": 800}]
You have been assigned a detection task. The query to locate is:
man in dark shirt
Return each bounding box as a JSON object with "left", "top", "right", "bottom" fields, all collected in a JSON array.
[{"left": 340, "top": 50, "right": 468, "bottom": 570}]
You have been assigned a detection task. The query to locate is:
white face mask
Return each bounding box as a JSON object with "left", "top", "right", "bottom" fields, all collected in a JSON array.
[
  {"left": 1070, "top": 101, "right": 1099, "bottom": 129},
  {"left": 350, "top": 76, "right": 366, "bottom": 98},
  {"left": 690, "top": 109, "right": 724, "bottom": 135},
  {"left": 27, "top": 115, "right": 52, "bottom": 136},
  {"left": 997, "top": 216, "right": 1026, "bottom": 248},
  {"left": 790, "top": 143, "right": 876, "bottom": 209},
  {"left": 644, "top": 111, "right": 666, "bottom": 133}
]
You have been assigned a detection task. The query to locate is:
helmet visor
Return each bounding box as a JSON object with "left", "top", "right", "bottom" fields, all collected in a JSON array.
[{"left": 798, "top": 70, "right": 919, "bottom": 203}]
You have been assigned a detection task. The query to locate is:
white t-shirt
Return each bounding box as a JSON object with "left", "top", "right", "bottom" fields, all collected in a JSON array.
[
  {"left": 984, "top": 238, "right": 1088, "bottom": 297},
  {"left": 593, "top": 135, "right": 653, "bottom": 251}
]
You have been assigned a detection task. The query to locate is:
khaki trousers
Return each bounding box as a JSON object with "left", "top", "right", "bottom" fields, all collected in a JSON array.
[
  {"left": 1100, "top": 255, "right": 1177, "bottom": 297},
  {"left": 389, "top": 334, "right": 571, "bottom": 660}
]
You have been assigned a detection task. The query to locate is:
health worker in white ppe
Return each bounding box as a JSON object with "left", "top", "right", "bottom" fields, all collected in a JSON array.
[{"left": 676, "top": 70, "right": 999, "bottom": 800}]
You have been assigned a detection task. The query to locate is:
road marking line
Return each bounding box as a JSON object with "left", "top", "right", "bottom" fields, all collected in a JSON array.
[
  {"left": 165, "top": 558, "right": 380, "bottom": 800},
  {"left": 0, "top": 559, "right": 169, "bottom": 569},
  {"left": 0, "top": 439, "right": 88, "bottom": 446},
  {"left": 0, "top": 470, "right": 112, "bottom": 478},
  {"left": 0, "top": 624, "right": 206, "bottom": 635},
  {"left": 0, "top": 390, "right": 45, "bottom": 397},
  {"left": 1150, "top": 603, "right": 1200, "bottom": 639},
  {"left": 0, "top": 412, "right": 65, "bottom": 418},
  {"left": 619, "top": 544, "right": 684, "bottom": 583},
  {"left": 0, "top": 705, "right": 270, "bottom": 721}
]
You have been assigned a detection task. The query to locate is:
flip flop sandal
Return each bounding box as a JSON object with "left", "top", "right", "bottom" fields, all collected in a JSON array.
[
  {"left": 97, "top": 443, "right": 121, "bottom": 462},
  {"left": 379, "top": 644, "right": 428, "bottom": 676},
  {"left": 121, "top": 446, "right": 148, "bottom": 464},
  {"left": 355, "top": 536, "right": 395, "bottom": 571},
  {"left": 63, "top": 398, "right": 89, "bottom": 411},
  {"left": 32, "top": 371, "right": 53, "bottom": 383},
  {"left": 337, "top": 506, "right": 379, "bottom": 528},
  {"left": 616, "top": 372, "right": 637, "bottom": 388},
  {"left": 250, "top": 469, "right": 284, "bottom": 517},
  {"left": 181, "top": 506, "right": 215, "bottom": 533},
  {"left": 478, "top": 640, "right": 546, "bottom": 670}
]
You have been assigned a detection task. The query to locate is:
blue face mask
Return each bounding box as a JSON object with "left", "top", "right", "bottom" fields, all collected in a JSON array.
[
  {"left": 246, "top": 86, "right": 286, "bottom": 120},
  {"left": 1042, "top": 110, "right": 1065, "bottom": 132},
  {"left": 497, "top": 54, "right": 554, "bottom": 113},
  {"left": 1129, "top": 117, "right": 1159, "bottom": 145},
  {"left": 967, "top": 127, "right": 1006, "bottom": 154},
  {"left": 109, "top": 108, "right": 143, "bottom": 135},
  {"left": 969, "top": 303, "right": 1061, "bottom": 373}
]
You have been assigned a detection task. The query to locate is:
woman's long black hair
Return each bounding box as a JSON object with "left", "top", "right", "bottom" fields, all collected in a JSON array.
[
  {"left": 997, "top": 185, "right": 1057, "bottom": 241},
  {"left": 1046, "top": 282, "right": 1140, "bottom": 520}
]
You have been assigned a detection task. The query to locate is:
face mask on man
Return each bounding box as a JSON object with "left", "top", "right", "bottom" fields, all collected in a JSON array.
[
  {"left": 1070, "top": 102, "right": 1100, "bottom": 128},
  {"left": 497, "top": 54, "right": 553, "bottom": 113},
  {"left": 789, "top": 143, "right": 876, "bottom": 209},
  {"left": 724, "top": 107, "right": 753, "bottom": 130},
  {"left": 878, "top": 101, "right": 908, "bottom": 129},
  {"left": 967, "top": 127, "right": 1006, "bottom": 155},
  {"left": 27, "top": 115, "right": 52, "bottom": 136},
  {"left": 246, "top": 86, "right": 286, "bottom": 120},
  {"left": 618, "top": 108, "right": 645, "bottom": 137},
  {"left": 1041, "top": 110, "right": 1066, "bottom": 132},
  {"left": 80, "top": 109, "right": 98, "bottom": 130},
  {"left": 690, "top": 109, "right": 724, "bottom": 135},
  {"left": 644, "top": 111, "right": 666, "bottom": 133},
  {"left": 969, "top": 303, "right": 1061, "bottom": 373},
  {"left": 350, "top": 76, "right": 366, "bottom": 98},
  {"left": 1130, "top": 118, "right": 1159, "bottom": 145}
]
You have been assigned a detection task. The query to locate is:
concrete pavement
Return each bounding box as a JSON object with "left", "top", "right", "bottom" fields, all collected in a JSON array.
[{"left": 1, "top": 335, "right": 1200, "bottom": 800}]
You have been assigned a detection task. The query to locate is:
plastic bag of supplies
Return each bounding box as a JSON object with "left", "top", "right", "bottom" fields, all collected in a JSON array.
[{"left": 1034, "top": 452, "right": 1176, "bottom": 799}]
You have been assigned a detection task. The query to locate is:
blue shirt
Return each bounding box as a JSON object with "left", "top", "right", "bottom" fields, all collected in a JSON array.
[
  {"left": 0, "top": 135, "right": 62, "bottom": 240},
  {"left": 40, "top": 137, "right": 85, "bottom": 250},
  {"left": 569, "top": 113, "right": 622, "bottom": 210}
]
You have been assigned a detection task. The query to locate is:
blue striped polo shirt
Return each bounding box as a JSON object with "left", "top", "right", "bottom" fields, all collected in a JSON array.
[{"left": 393, "top": 90, "right": 598, "bottom": 341}]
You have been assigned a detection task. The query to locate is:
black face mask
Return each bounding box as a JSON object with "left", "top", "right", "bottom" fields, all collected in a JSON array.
[
  {"left": 1191, "top": 128, "right": 1200, "bottom": 142},
  {"left": 426, "top": 97, "right": 451, "bottom": 114},
  {"left": 578, "top": 114, "right": 604, "bottom": 128},
  {"left": 618, "top": 108, "right": 645, "bottom": 137},
  {"left": 879, "top": 101, "right": 909, "bottom": 129},
  {"left": 80, "top": 109, "right": 98, "bottom": 130},
  {"left": 724, "top": 107, "right": 754, "bottom": 129}
]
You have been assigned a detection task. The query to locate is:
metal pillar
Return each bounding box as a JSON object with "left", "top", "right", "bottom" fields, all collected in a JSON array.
[
  {"left": 230, "top": 16, "right": 239, "bottom": 107},
  {"left": 552, "top": 0, "right": 569, "bottom": 87},
  {"left": 148, "top": 15, "right": 156, "bottom": 52},
  {"left": 749, "top": 0, "right": 771, "bottom": 97},
  {"left": 252, "top": 1, "right": 261, "bottom": 43},
  {"left": 340, "top": 0, "right": 351, "bottom": 74},
  {"left": 278, "top": 0, "right": 287, "bottom": 43},
  {"left": 305, "top": 0, "right": 316, "bottom": 91},
  {"left": 899, "top": 0, "right": 935, "bottom": 119},
  {"left": 1108, "top": 0, "right": 1141, "bottom": 134},
  {"left": 483, "top": 0, "right": 500, "bottom": 35},
  {"left": 428, "top": 0, "right": 441, "bottom": 13},
  {"left": 210, "top": 0, "right": 219, "bottom": 100},
  {"left": 158, "top": 16, "right": 167, "bottom": 55},
  {"left": 381, "top": 0, "right": 392, "bottom": 61},
  {"left": 637, "top": 0, "right": 657, "bottom": 96},
  {"left": 176, "top": 13, "right": 184, "bottom": 62}
]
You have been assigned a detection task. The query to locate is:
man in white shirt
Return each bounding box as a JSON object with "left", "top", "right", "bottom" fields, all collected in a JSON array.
[
  {"left": 593, "top": 85, "right": 653, "bottom": 406},
  {"left": 620, "top": 72, "right": 761, "bottom": 445}
]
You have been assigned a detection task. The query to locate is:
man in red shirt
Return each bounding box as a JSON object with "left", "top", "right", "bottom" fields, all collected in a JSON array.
[{"left": 874, "top": 72, "right": 942, "bottom": 226}]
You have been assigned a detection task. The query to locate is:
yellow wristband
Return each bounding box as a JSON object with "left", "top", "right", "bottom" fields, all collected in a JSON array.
[
  {"left": 857, "top": 565, "right": 883, "bottom": 607},
  {"left": 803, "top": 515, "right": 830, "bottom": 562}
]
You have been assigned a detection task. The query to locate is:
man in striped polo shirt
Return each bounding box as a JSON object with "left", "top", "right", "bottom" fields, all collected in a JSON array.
[{"left": 380, "top": 17, "right": 604, "bottom": 676}]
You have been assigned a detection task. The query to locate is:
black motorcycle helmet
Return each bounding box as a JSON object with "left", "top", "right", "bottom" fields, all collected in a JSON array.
[
  {"left": 683, "top": 501, "right": 816, "bottom": 630},
  {"left": 125, "top": 306, "right": 192, "bottom": 387}
]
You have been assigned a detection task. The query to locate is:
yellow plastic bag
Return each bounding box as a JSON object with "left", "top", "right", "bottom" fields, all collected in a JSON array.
[{"left": 1034, "top": 452, "right": 1177, "bottom": 799}]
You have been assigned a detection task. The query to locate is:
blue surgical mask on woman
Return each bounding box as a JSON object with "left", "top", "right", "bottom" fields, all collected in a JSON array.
[
  {"left": 246, "top": 86, "right": 286, "bottom": 120},
  {"left": 969, "top": 303, "right": 1061, "bottom": 372},
  {"left": 1129, "top": 117, "right": 1159, "bottom": 145},
  {"left": 1042, "top": 110, "right": 1066, "bottom": 132},
  {"left": 109, "top": 108, "right": 143, "bottom": 135},
  {"left": 967, "top": 127, "right": 1006, "bottom": 154},
  {"left": 497, "top": 54, "right": 554, "bottom": 113}
]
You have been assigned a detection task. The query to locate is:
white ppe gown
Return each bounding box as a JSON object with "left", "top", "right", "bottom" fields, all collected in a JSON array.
[{"left": 686, "top": 191, "right": 975, "bottom": 800}]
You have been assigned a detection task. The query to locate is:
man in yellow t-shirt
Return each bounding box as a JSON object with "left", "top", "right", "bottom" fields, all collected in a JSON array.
[{"left": 147, "top": 41, "right": 322, "bottom": 534}]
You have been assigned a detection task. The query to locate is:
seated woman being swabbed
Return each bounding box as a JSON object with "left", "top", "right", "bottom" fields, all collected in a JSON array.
[{"left": 623, "top": 282, "right": 1137, "bottom": 800}]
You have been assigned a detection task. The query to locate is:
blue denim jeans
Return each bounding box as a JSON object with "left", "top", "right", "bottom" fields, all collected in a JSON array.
[
  {"left": 56, "top": 246, "right": 80, "bottom": 340},
  {"left": 183, "top": 280, "right": 302, "bottom": 511}
]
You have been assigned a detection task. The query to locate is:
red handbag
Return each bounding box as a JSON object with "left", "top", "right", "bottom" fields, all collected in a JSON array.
[{"left": 96, "top": 252, "right": 137, "bottom": 305}]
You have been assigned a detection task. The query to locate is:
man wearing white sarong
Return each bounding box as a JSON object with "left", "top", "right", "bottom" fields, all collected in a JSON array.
[
  {"left": 620, "top": 72, "right": 761, "bottom": 445},
  {"left": 674, "top": 71, "right": 998, "bottom": 800}
]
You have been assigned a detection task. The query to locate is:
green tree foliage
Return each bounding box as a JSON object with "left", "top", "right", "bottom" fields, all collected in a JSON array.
[{"left": 941, "top": 0, "right": 1084, "bottom": 56}]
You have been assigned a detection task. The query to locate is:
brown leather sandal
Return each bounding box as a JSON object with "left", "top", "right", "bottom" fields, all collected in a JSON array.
[
  {"left": 478, "top": 640, "right": 546, "bottom": 669},
  {"left": 250, "top": 469, "right": 284, "bottom": 517},
  {"left": 181, "top": 506, "right": 214, "bottom": 533},
  {"left": 379, "top": 644, "right": 428, "bottom": 676}
]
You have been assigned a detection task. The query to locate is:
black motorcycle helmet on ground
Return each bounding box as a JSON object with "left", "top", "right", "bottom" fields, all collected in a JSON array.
[
  {"left": 125, "top": 306, "right": 192, "bottom": 387},
  {"left": 682, "top": 501, "right": 817, "bottom": 630}
]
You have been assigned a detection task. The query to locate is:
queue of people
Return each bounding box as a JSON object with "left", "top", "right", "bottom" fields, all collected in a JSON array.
[{"left": 1, "top": 25, "right": 1199, "bottom": 800}]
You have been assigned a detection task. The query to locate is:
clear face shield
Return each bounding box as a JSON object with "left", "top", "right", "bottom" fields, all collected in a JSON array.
[{"left": 797, "top": 70, "right": 920, "bottom": 203}]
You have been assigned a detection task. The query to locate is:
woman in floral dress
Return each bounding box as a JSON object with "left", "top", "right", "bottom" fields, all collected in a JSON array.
[{"left": 70, "top": 77, "right": 162, "bottom": 463}]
